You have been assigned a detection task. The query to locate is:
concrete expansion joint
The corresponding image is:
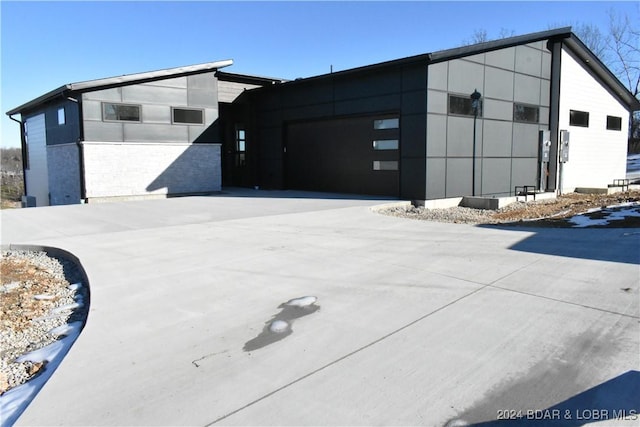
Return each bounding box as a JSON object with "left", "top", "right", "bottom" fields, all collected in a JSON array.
[{"left": 486, "top": 283, "right": 640, "bottom": 320}]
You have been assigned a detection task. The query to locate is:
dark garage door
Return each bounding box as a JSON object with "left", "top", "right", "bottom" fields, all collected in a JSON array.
[{"left": 285, "top": 114, "right": 400, "bottom": 197}]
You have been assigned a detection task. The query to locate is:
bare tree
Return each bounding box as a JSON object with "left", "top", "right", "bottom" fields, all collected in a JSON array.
[
  {"left": 462, "top": 28, "right": 515, "bottom": 46},
  {"left": 573, "top": 22, "right": 608, "bottom": 60},
  {"left": 606, "top": 10, "right": 639, "bottom": 98}
]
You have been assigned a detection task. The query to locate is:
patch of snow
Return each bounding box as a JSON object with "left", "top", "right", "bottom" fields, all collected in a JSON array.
[
  {"left": 51, "top": 301, "right": 82, "bottom": 314},
  {"left": 67, "top": 283, "right": 82, "bottom": 291},
  {"left": 269, "top": 320, "right": 290, "bottom": 333},
  {"left": 0, "top": 322, "right": 83, "bottom": 427},
  {"left": 284, "top": 296, "right": 317, "bottom": 307},
  {"left": 33, "top": 294, "right": 55, "bottom": 300},
  {"left": 569, "top": 203, "right": 640, "bottom": 228}
]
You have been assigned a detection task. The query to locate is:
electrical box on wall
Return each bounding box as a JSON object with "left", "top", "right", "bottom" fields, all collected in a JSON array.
[
  {"left": 559, "top": 130, "right": 570, "bottom": 163},
  {"left": 539, "top": 130, "right": 551, "bottom": 162}
]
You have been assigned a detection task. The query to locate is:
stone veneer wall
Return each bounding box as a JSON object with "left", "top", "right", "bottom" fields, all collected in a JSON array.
[
  {"left": 82, "top": 142, "right": 221, "bottom": 201},
  {"left": 47, "top": 143, "right": 81, "bottom": 205}
]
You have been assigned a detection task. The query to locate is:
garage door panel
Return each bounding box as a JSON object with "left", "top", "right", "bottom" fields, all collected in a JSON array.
[{"left": 285, "top": 115, "right": 399, "bottom": 197}]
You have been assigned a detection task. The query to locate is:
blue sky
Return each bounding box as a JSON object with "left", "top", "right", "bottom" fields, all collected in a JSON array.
[{"left": 2, "top": 1, "right": 638, "bottom": 148}]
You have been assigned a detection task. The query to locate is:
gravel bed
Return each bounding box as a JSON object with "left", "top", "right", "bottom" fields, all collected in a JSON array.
[
  {"left": 380, "top": 199, "right": 560, "bottom": 225},
  {"left": 0, "top": 250, "right": 87, "bottom": 394}
]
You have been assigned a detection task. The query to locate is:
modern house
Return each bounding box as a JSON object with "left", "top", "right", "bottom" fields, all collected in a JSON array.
[
  {"left": 7, "top": 27, "right": 639, "bottom": 206},
  {"left": 6, "top": 61, "right": 282, "bottom": 206}
]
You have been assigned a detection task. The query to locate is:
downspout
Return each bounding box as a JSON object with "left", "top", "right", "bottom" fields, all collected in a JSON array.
[
  {"left": 8, "top": 114, "right": 28, "bottom": 197},
  {"left": 66, "top": 95, "right": 87, "bottom": 203},
  {"left": 547, "top": 39, "right": 563, "bottom": 192}
]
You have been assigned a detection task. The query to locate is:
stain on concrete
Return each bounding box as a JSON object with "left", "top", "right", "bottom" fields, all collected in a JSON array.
[
  {"left": 243, "top": 296, "right": 320, "bottom": 352},
  {"left": 446, "top": 328, "right": 634, "bottom": 427}
]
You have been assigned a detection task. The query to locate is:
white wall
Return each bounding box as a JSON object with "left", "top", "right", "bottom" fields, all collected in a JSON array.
[
  {"left": 82, "top": 142, "right": 221, "bottom": 201},
  {"left": 558, "top": 48, "right": 629, "bottom": 192}
]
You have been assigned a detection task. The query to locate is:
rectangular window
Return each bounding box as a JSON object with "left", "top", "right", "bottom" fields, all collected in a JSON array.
[
  {"left": 172, "top": 107, "right": 204, "bottom": 125},
  {"left": 606, "top": 115, "right": 622, "bottom": 131},
  {"left": 514, "top": 104, "right": 539, "bottom": 123},
  {"left": 57, "top": 107, "right": 66, "bottom": 125},
  {"left": 373, "top": 118, "right": 399, "bottom": 129},
  {"left": 569, "top": 110, "right": 589, "bottom": 127},
  {"left": 372, "top": 140, "right": 399, "bottom": 150},
  {"left": 235, "top": 126, "right": 246, "bottom": 167},
  {"left": 373, "top": 160, "right": 398, "bottom": 171},
  {"left": 102, "top": 103, "right": 140, "bottom": 122},
  {"left": 448, "top": 94, "right": 482, "bottom": 117}
]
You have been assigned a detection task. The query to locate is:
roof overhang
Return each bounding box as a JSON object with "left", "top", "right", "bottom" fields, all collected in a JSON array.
[{"left": 6, "top": 59, "right": 233, "bottom": 116}]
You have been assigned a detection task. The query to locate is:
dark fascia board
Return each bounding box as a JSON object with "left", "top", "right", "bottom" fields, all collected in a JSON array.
[
  {"left": 215, "top": 71, "right": 288, "bottom": 86},
  {"left": 428, "top": 27, "right": 573, "bottom": 63},
  {"left": 6, "top": 60, "right": 233, "bottom": 117},
  {"left": 562, "top": 34, "right": 640, "bottom": 112},
  {"left": 270, "top": 53, "right": 433, "bottom": 89},
  {"left": 263, "top": 28, "right": 573, "bottom": 90}
]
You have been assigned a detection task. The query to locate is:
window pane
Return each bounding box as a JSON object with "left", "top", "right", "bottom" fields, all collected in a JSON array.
[
  {"left": 173, "top": 108, "right": 204, "bottom": 124},
  {"left": 103, "top": 103, "right": 140, "bottom": 122},
  {"left": 514, "top": 104, "right": 539, "bottom": 123},
  {"left": 373, "top": 118, "right": 399, "bottom": 129},
  {"left": 606, "top": 115, "right": 622, "bottom": 131},
  {"left": 373, "top": 140, "right": 399, "bottom": 150},
  {"left": 373, "top": 160, "right": 398, "bottom": 171},
  {"left": 237, "top": 129, "right": 246, "bottom": 140},
  {"left": 569, "top": 110, "right": 589, "bottom": 127},
  {"left": 448, "top": 95, "right": 482, "bottom": 117},
  {"left": 57, "top": 108, "right": 65, "bottom": 125},
  {"left": 237, "top": 140, "right": 246, "bottom": 152}
]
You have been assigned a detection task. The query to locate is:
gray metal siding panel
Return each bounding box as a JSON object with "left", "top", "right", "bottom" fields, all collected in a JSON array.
[
  {"left": 83, "top": 121, "right": 124, "bottom": 142},
  {"left": 445, "top": 158, "right": 472, "bottom": 197},
  {"left": 426, "top": 158, "right": 446, "bottom": 199},
  {"left": 512, "top": 123, "right": 540, "bottom": 157},
  {"left": 481, "top": 158, "right": 512, "bottom": 195},
  {"left": 482, "top": 121, "right": 513, "bottom": 157},
  {"left": 485, "top": 46, "right": 516, "bottom": 70},
  {"left": 122, "top": 85, "right": 188, "bottom": 105},
  {"left": 426, "top": 114, "right": 447, "bottom": 157},
  {"left": 124, "top": 123, "right": 188, "bottom": 142}
]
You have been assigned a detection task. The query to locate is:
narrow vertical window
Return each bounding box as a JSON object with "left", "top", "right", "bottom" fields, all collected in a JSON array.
[
  {"left": 57, "top": 107, "right": 66, "bottom": 125},
  {"left": 236, "top": 127, "right": 246, "bottom": 167}
]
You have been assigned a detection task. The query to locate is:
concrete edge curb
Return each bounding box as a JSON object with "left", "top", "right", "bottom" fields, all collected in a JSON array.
[{"left": 0, "top": 244, "right": 91, "bottom": 426}]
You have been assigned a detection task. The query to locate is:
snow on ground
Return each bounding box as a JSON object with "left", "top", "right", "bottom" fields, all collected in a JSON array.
[
  {"left": 0, "top": 321, "right": 83, "bottom": 427},
  {"left": 568, "top": 202, "right": 640, "bottom": 228}
]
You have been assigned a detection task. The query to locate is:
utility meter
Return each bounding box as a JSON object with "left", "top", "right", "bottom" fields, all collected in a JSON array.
[{"left": 540, "top": 130, "right": 551, "bottom": 162}]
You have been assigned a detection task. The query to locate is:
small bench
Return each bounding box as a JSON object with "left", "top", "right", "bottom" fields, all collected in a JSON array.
[
  {"left": 515, "top": 185, "right": 537, "bottom": 201},
  {"left": 611, "top": 179, "right": 630, "bottom": 191}
]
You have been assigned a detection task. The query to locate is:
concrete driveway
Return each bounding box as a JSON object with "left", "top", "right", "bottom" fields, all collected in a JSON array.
[{"left": 1, "top": 189, "right": 638, "bottom": 426}]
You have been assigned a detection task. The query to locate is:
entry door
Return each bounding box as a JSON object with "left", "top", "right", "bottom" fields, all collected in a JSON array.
[{"left": 24, "top": 114, "right": 49, "bottom": 206}]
